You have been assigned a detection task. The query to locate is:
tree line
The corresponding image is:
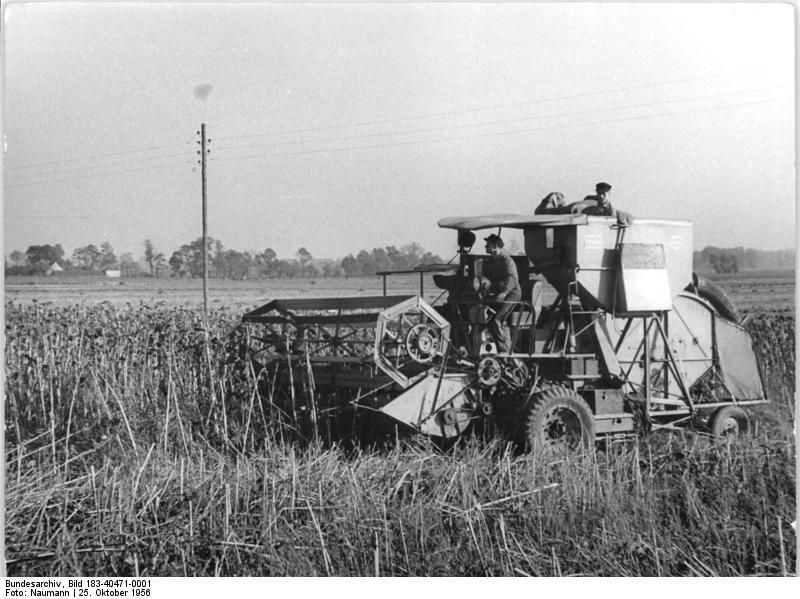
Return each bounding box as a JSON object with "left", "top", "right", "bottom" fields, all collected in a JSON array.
[
  {"left": 5, "top": 239, "right": 444, "bottom": 279},
  {"left": 9, "top": 241, "right": 791, "bottom": 278},
  {"left": 693, "top": 246, "right": 795, "bottom": 274}
]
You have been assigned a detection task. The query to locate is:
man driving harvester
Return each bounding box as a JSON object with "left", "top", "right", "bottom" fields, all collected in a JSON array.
[{"left": 481, "top": 233, "right": 521, "bottom": 353}]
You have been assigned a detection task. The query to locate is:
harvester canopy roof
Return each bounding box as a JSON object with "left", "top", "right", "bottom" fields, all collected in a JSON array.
[{"left": 438, "top": 213, "right": 589, "bottom": 230}]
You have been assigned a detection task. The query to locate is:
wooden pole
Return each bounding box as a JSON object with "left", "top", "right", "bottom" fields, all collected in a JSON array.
[{"left": 201, "top": 122, "right": 208, "bottom": 315}]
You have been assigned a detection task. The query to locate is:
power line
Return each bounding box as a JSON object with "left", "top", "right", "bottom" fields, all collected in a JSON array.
[
  {"left": 5, "top": 140, "right": 194, "bottom": 171},
  {"left": 210, "top": 96, "right": 791, "bottom": 164},
  {"left": 3, "top": 68, "right": 781, "bottom": 178},
  {"left": 4, "top": 160, "right": 196, "bottom": 189},
  {"left": 4, "top": 215, "right": 94, "bottom": 220},
  {"left": 7, "top": 150, "right": 195, "bottom": 181},
  {"left": 212, "top": 85, "right": 790, "bottom": 155},
  {"left": 10, "top": 84, "right": 783, "bottom": 181},
  {"left": 212, "top": 66, "right": 778, "bottom": 143},
  {"left": 5, "top": 94, "right": 789, "bottom": 189}
]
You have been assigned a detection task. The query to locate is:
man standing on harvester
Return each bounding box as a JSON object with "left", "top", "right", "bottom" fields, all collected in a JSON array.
[
  {"left": 481, "top": 234, "right": 521, "bottom": 353},
  {"left": 572, "top": 181, "right": 617, "bottom": 216}
]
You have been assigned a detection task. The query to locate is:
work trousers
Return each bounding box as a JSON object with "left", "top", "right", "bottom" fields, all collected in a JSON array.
[{"left": 487, "top": 290, "right": 521, "bottom": 353}]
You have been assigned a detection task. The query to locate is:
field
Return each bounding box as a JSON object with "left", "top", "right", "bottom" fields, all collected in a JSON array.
[
  {"left": 4, "top": 268, "right": 795, "bottom": 312},
  {"left": 3, "top": 271, "right": 796, "bottom": 576}
]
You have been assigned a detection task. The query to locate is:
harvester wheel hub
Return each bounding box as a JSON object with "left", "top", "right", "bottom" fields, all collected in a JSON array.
[
  {"left": 718, "top": 417, "right": 739, "bottom": 435},
  {"left": 541, "top": 408, "right": 583, "bottom": 446},
  {"left": 405, "top": 324, "right": 441, "bottom": 364},
  {"left": 708, "top": 405, "right": 750, "bottom": 440}
]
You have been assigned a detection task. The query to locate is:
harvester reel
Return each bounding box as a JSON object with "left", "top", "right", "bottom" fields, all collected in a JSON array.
[{"left": 404, "top": 323, "right": 441, "bottom": 364}]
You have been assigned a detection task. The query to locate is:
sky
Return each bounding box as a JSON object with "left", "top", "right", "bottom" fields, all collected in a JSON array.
[{"left": 2, "top": 1, "right": 795, "bottom": 264}]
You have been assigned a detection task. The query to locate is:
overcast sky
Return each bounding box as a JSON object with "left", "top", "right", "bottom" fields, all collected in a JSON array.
[{"left": 2, "top": 2, "right": 795, "bottom": 263}]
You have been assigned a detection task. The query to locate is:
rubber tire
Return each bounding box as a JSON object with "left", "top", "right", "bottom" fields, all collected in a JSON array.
[
  {"left": 688, "top": 274, "right": 741, "bottom": 322},
  {"left": 708, "top": 405, "right": 750, "bottom": 439},
  {"left": 523, "top": 387, "right": 595, "bottom": 453}
]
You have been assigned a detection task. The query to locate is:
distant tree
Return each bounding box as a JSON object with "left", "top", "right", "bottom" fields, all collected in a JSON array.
[
  {"left": 274, "top": 259, "right": 297, "bottom": 278},
  {"left": 419, "top": 251, "right": 443, "bottom": 265},
  {"left": 355, "top": 250, "right": 373, "bottom": 276},
  {"left": 386, "top": 246, "right": 406, "bottom": 270},
  {"left": 153, "top": 254, "right": 168, "bottom": 277},
  {"left": 221, "top": 249, "right": 252, "bottom": 279},
  {"left": 8, "top": 250, "right": 26, "bottom": 268},
  {"left": 338, "top": 243, "right": 443, "bottom": 277},
  {"left": 320, "top": 260, "right": 343, "bottom": 277},
  {"left": 143, "top": 239, "right": 165, "bottom": 277},
  {"left": 26, "top": 244, "right": 65, "bottom": 273},
  {"left": 401, "top": 242, "right": 424, "bottom": 266},
  {"left": 119, "top": 253, "right": 141, "bottom": 277},
  {"left": 721, "top": 254, "right": 738, "bottom": 274},
  {"left": 371, "top": 247, "right": 392, "bottom": 273},
  {"left": 255, "top": 248, "right": 278, "bottom": 278},
  {"left": 341, "top": 254, "right": 359, "bottom": 277},
  {"left": 210, "top": 239, "right": 226, "bottom": 278},
  {"left": 702, "top": 247, "right": 740, "bottom": 274},
  {"left": 72, "top": 244, "right": 102, "bottom": 270},
  {"left": 99, "top": 241, "right": 118, "bottom": 270},
  {"left": 169, "top": 237, "right": 222, "bottom": 278},
  {"left": 168, "top": 245, "right": 194, "bottom": 277},
  {"left": 297, "top": 247, "right": 313, "bottom": 276}
]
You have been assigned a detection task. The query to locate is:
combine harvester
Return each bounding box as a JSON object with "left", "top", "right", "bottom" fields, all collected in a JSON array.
[{"left": 243, "top": 212, "right": 766, "bottom": 450}]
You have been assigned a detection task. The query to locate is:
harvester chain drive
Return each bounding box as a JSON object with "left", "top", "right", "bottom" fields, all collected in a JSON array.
[{"left": 477, "top": 356, "right": 529, "bottom": 389}]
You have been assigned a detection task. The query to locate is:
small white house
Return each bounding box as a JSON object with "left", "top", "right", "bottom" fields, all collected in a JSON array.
[
  {"left": 105, "top": 269, "right": 121, "bottom": 278},
  {"left": 45, "top": 262, "right": 63, "bottom": 276}
]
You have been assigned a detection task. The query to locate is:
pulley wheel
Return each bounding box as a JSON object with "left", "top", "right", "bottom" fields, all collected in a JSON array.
[
  {"left": 442, "top": 408, "right": 459, "bottom": 425},
  {"left": 477, "top": 356, "right": 502, "bottom": 386}
]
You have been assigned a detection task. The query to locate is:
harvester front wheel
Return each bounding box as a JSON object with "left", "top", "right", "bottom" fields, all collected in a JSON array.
[
  {"left": 708, "top": 405, "right": 750, "bottom": 439},
  {"left": 523, "top": 387, "right": 595, "bottom": 453}
]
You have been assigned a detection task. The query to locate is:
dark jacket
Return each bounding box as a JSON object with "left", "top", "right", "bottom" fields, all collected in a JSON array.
[
  {"left": 579, "top": 195, "right": 616, "bottom": 217},
  {"left": 483, "top": 251, "right": 521, "bottom": 297}
]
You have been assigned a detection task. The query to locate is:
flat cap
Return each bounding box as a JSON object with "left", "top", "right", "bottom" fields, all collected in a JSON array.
[
  {"left": 595, "top": 182, "right": 612, "bottom": 192},
  {"left": 483, "top": 233, "right": 504, "bottom": 247}
]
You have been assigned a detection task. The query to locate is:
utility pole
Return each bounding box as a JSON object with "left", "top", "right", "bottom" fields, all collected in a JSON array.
[{"left": 199, "top": 123, "right": 209, "bottom": 315}]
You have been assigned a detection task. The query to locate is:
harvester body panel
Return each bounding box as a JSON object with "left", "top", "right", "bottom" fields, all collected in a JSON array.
[
  {"left": 380, "top": 373, "right": 475, "bottom": 437},
  {"left": 715, "top": 318, "right": 766, "bottom": 400}
]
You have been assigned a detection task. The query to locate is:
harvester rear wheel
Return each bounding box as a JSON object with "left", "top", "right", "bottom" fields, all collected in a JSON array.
[
  {"left": 708, "top": 405, "right": 750, "bottom": 440},
  {"left": 522, "top": 387, "right": 595, "bottom": 454}
]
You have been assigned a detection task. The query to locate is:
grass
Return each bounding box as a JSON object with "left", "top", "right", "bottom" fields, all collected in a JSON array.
[
  {"left": 5, "top": 436, "right": 795, "bottom": 576},
  {"left": 3, "top": 301, "right": 796, "bottom": 576}
]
